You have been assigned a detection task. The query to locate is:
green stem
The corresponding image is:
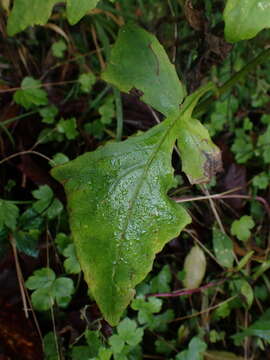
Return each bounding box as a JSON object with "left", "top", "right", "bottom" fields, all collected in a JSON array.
[
  {"left": 2, "top": 110, "right": 37, "bottom": 126},
  {"left": 194, "top": 47, "right": 270, "bottom": 116},
  {"left": 113, "top": 87, "right": 123, "bottom": 142}
]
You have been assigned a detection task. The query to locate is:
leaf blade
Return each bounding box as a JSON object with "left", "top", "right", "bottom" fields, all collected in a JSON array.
[
  {"left": 102, "top": 23, "right": 185, "bottom": 116},
  {"left": 51, "top": 117, "right": 191, "bottom": 325},
  {"left": 7, "top": 0, "right": 59, "bottom": 36},
  {"left": 66, "top": 0, "right": 99, "bottom": 25}
]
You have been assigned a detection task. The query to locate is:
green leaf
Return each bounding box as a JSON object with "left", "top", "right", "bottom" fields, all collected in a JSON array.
[
  {"left": 0, "top": 199, "right": 19, "bottom": 231},
  {"left": 231, "top": 215, "right": 255, "bottom": 242},
  {"left": 32, "top": 185, "right": 63, "bottom": 219},
  {"left": 72, "top": 346, "right": 94, "bottom": 360},
  {"left": 66, "top": 0, "right": 99, "bottom": 25},
  {"left": 51, "top": 40, "right": 67, "bottom": 58},
  {"left": 51, "top": 80, "right": 217, "bottom": 325},
  {"left": 109, "top": 335, "right": 125, "bottom": 354},
  {"left": 14, "top": 229, "right": 40, "bottom": 257},
  {"left": 150, "top": 309, "right": 174, "bottom": 332},
  {"left": 212, "top": 228, "right": 234, "bottom": 268},
  {"left": 240, "top": 280, "right": 254, "bottom": 309},
  {"left": 132, "top": 296, "right": 173, "bottom": 332},
  {"left": 49, "top": 153, "right": 70, "bottom": 167},
  {"left": 47, "top": 198, "right": 63, "bottom": 219},
  {"left": 99, "top": 96, "right": 115, "bottom": 125},
  {"left": 7, "top": 0, "right": 59, "bottom": 36},
  {"left": 25, "top": 268, "right": 56, "bottom": 290},
  {"left": 79, "top": 72, "right": 96, "bottom": 93},
  {"left": 102, "top": 23, "right": 186, "bottom": 117},
  {"left": 31, "top": 287, "right": 54, "bottom": 311},
  {"left": 84, "top": 120, "right": 105, "bottom": 139},
  {"left": 97, "top": 348, "right": 112, "bottom": 360},
  {"left": 85, "top": 330, "right": 102, "bottom": 357},
  {"left": 231, "top": 130, "right": 253, "bottom": 164},
  {"left": 155, "top": 339, "right": 175, "bottom": 355},
  {"left": 44, "top": 332, "right": 59, "bottom": 360},
  {"left": 33, "top": 185, "right": 53, "bottom": 202},
  {"left": 55, "top": 233, "right": 71, "bottom": 255},
  {"left": 236, "top": 251, "right": 254, "bottom": 271},
  {"left": 176, "top": 84, "right": 222, "bottom": 184},
  {"left": 232, "top": 309, "right": 270, "bottom": 343},
  {"left": 224, "top": 0, "right": 270, "bottom": 43},
  {"left": 51, "top": 277, "right": 74, "bottom": 307},
  {"left": 26, "top": 268, "right": 74, "bottom": 311},
  {"left": 149, "top": 264, "right": 172, "bottom": 293},
  {"left": 14, "top": 77, "right": 48, "bottom": 109},
  {"left": 57, "top": 117, "right": 79, "bottom": 140},
  {"left": 117, "top": 318, "right": 143, "bottom": 346},
  {"left": 39, "top": 105, "right": 59, "bottom": 124},
  {"left": 252, "top": 172, "right": 270, "bottom": 189},
  {"left": 51, "top": 113, "right": 191, "bottom": 325},
  {"left": 183, "top": 246, "right": 206, "bottom": 289},
  {"left": 258, "top": 124, "right": 270, "bottom": 163},
  {"left": 33, "top": 185, "right": 53, "bottom": 213},
  {"left": 131, "top": 297, "right": 162, "bottom": 326},
  {"left": 63, "top": 244, "right": 81, "bottom": 274},
  {"left": 176, "top": 337, "right": 207, "bottom": 360}
]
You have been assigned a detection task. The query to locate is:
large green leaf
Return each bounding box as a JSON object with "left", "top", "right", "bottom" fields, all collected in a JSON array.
[
  {"left": 66, "top": 0, "right": 99, "bottom": 25},
  {"left": 102, "top": 23, "right": 186, "bottom": 117},
  {"left": 51, "top": 115, "right": 191, "bottom": 325},
  {"left": 51, "top": 84, "right": 214, "bottom": 325},
  {"left": 224, "top": 0, "right": 270, "bottom": 43},
  {"left": 7, "top": 0, "right": 59, "bottom": 36}
]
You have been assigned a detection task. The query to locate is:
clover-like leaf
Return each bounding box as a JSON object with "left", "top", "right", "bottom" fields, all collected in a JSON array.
[
  {"left": 32, "top": 185, "right": 63, "bottom": 219},
  {"left": 231, "top": 215, "right": 255, "bottom": 242},
  {"left": 224, "top": 0, "right": 270, "bottom": 43},
  {"left": 25, "top": 268, "right": 56, "bottom": 290},
  {"left": 176, "top": 336, "right": 207, "bottom": 360},
  {"left": 63, "top": 244, "right": 81, "bottom": 274},
  {"left": 31, "top": 287, "right": 54, "bottom": 311},
  {"left": 14, "top": 77, "right": 48, "bottom": 110},
  {"left": 26, "top": 267, "right": 74, "bottom": 311},
  {"left": 51, "top": 277, "right": 74, "bottom": 307},
  {"left": 56, "top": 117, "right": 79, "bottom": 140},
  {"left": 117, "top": 318, "right": 144, "bottom": 346},
  {"left": 102, "top": 23, "right": 186, "bottom": 117},
  {"left": 79, "top": 72, "right": 96, "bottom": 94}
]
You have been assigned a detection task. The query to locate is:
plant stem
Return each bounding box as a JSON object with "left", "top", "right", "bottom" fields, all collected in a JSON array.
[
  {"left": 2, "top": 110, "right": 37, "bottom": 126},
  {"left": 174, "top": 193, "right": 270, "bottom": 218},
  {"left": 113, "top": 87, "right": 123, "bottom": 141},
  {"left": 194, "top": 47, "right": 270, "bottom": 116}
]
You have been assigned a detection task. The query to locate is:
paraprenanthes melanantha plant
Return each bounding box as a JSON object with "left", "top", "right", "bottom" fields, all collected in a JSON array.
[{"left": 51, "top": 23, "right": 221, "bottom": 325}]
